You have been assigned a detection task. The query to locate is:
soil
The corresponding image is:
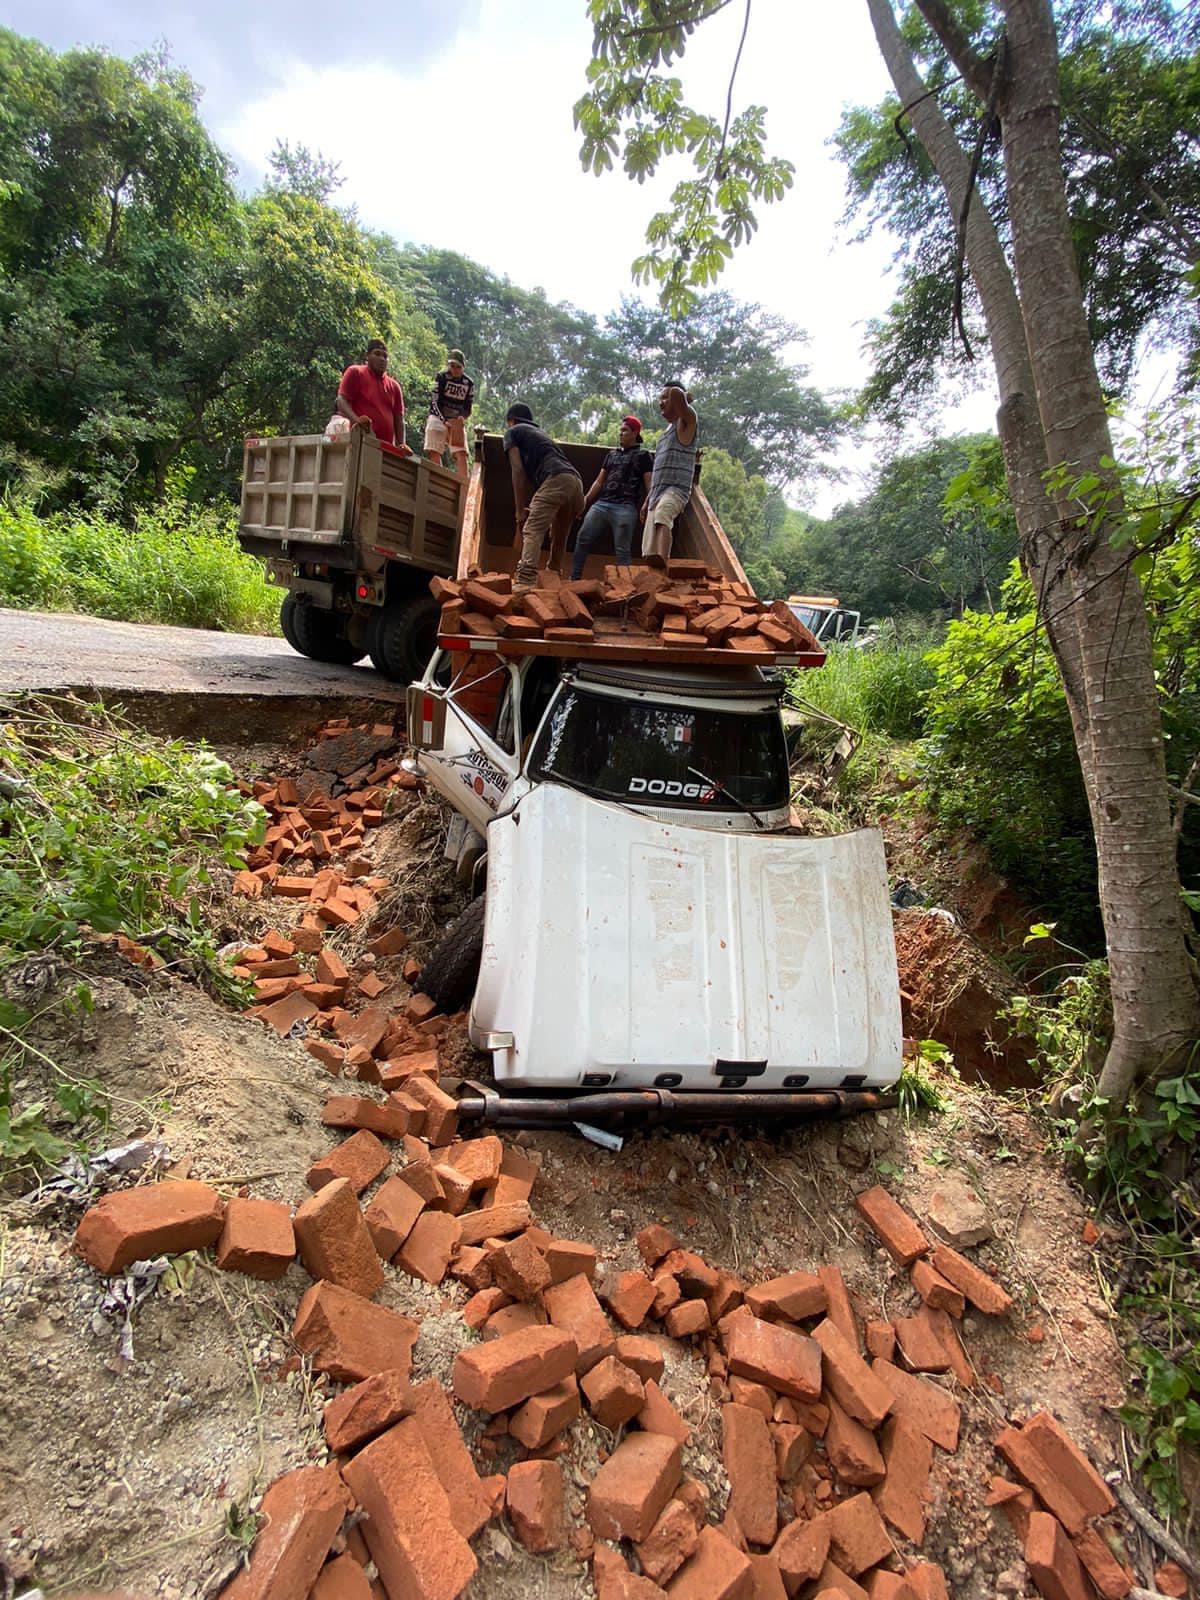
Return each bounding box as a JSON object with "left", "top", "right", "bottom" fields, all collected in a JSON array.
[{"left": 0, "top": 705, "right": 1167, "bottom": 1600}]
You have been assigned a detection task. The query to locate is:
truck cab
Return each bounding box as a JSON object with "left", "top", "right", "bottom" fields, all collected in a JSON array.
[{"left": 786, "top": 595, "right": 862, "bottom": 646}]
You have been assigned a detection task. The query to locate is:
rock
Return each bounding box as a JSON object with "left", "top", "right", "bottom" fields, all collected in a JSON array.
[{"left": 927, "top": 1182, "right": 993, "bottom": 1247}]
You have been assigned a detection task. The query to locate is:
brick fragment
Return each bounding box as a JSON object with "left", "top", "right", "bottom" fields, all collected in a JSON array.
[
  {"left": 910, "top": 1259, "right": 965, "bottom": 1317},
  {"left": 826, "top": 1493, "right": 892, "bottom": 1575},
  {"left": 745, "top": 1273, "right": 827, "bottom": 1322},
  {"left": 665, "top": 1299, "right": 711, "bottom": 1338},
  {"left": 637, "top": 1499, "right": 700, "bottom": 1585},
  {"left": 996, "top": 1411, "right": 1115, "bottom": 1535},
  {"left": 666, "top": 1525, "right": 755, "bottom": 1599},
  {"left": 817, "top": 1266, "right": 860, "bottom": 1351},
  {"left": 310, "top": 1552, "right": 373, "bottom": 1600},
  {"left": 602, "top": 1269, "right": 659, "bottom": 1330},
  {"left": 323, "top": 1369, "right": 413, "bottom": 1455},
  {"left": 772, "top": 1422, "right": 814, "bottom": 1478},
  {"left": 730, "top": 1378, "right": 774, "bottom": 1417},
  {"left": 872, "top": 1415, "right": 933, "bottom": 1543},
  {"left": 864, "top": 1322, "right": 896, "bottom": 1362},
  {"left": 409, "top": 1379, "right": 492, "bottom": 1540},
  {"left": 582, "top": 1355, "right": 646, "bottom": 1429},
  {"left": 772, "top": 1515, "right": 832, "bottom": 1592},
  {"left": 321, "top": 1095, "right": 412, "bottom": 1140},
  {"left": 484, "top": 1301, "right": 546, "bottom": 1339},
  {"left": 893, "top": 1308, "right": 952, "bottom": 1374},
  {"left": 722, "top": 1403, "right": 778, "bottom": 1547},
  {"left": 222, "top": 1464, "right": 350, "bottom": 1600},
  {"left": 823, "top": 1395, "right": 886, "bottom": 1486},
  {"left": 258, "top": 991, "right": 319, "bottom": 1034},
  {"left": 363, "top": 1175, "right": 424, "bottom": 1259},
  {"left": 306, "top": 1130, "right": 390, "bottom": 1196},
  {"left": 854, "top": 1186, "right": 930, "bottom": 1266},
  {"left": 639, "top": 1380, "right": 692, "bottom": 1446},
  {"left": 1071, "top": 1524, "right": 1134, "bottom": 1600},
  {"left": 442, "top": 1134, "right": 503, "bottom": 1191},
  {"left": 487, "top": 1143, "right": 540, "bottom": 1206},
  {"left": 488, "top": 1231, "right": 551, "bottom": 1300},
  {"left": 544, "top": 1272, "right": 616, "bottom": 1373},
  {"left": 747, "top": 1553, "right": 789, "bottom": 1600},
  {"left": 905, "top": 1565, "right": 950, "bottom": 1600},
  {"left": 544, "top": 1237, "right": 598, "bottom": 1283},
  {"left": 74, "top": 1180, "right": 225, "bottom": 1273},
  {"left": 341, "top": 1416, "right": 477, "bottom": 1600},
  {"left": 812, "top": 1318, "right": 893, "bottom": 1428},
  {"left": 588, "top": 1431, "right": 683, "bottom": 1542},
  {"left": 985, "top": 1476, "right": 1037, "bottom": 1542},
  {"left": 452, "top": 1325, "right": 578, "bottom": 1414},
  {"left": 306, "top": 1039, "right": 347, "bottom": 1075},
  {"left": 659, "top": 1248, "right": 720, "bottom": 1297},
  {"left": 399, "top": 1158, "right": 444, "bottom": 1205},
  {"left": 636, "top": 1224, "right": 679, "bottom": 1267},
  {"left": 870, "top": 1359, "right": 960, "bottom": 1451},
  {"left": 928, "top": 1244, "right": 1013, "bottom": 1315},
  {"left": 293, "top": 1178, "right": 383, "bottom": 1299},
  {"left": 593, "top": 1546, "right": 669, "bottom": 1599},
  {"left": 404, "top": 1074, "right": 458, "bottom": 1146},
  {"left": 506, "top": 1459, "right": 565, "bottom": 1553},
  {"left": 725, "top": 1315, "right": 822, "bottom": 1400},
  {"left": 395, "top": 1210, "right": 461, "bottom": 1285},
  {"left": 812, "top": 1561, "right": 870, "bottom": 1600},
  {"left": 863, "top": 1573, "right": 918, "bottom": 1600},
  {"left": 463, "top": 1286, "right": 510, "bottom": 1329},
  {"left": 1025, "top": 1510, "right": 1092, "bottom": 1600},
  {"left": 1153, "top": 1563, "right": 1190, "bottom": 1599},
  {"left": 456, "top": 1201, "right": 533, "bottom": 1246},
  {"left": 509, "top": 1377, "right": 581, "bottom": 1450},
  {"left": 292, "top": 1281, "right": 417, "bottom": 1383},
  {"left": 215, "top": 1197, "right": 294, "bottom": 1280}
]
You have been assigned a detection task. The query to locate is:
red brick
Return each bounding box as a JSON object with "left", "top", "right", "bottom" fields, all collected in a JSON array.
[
  {"left": 863, "top": 1574, "right": 918, "bottom": 1600},
  {"left": 315, "top": 947, "right": 350, "bottom": 989},
  {"left": 864, "top": 1322, "right": 896, "bottom": 1362},
  {"left": 593, "top": 1546, "right": 670, "bottom": 1599},
  {"left": 215, "top": 1197, "right": 294, "bottom": 1281},
  {"left": 825, "top": 1493, "right": 892, "bottom": 1575},
  {"left": 452, "top": 1324, "right": 578, "bottom": 1414},
  {"left": 401, "top": 1075, "right": 458, "bottom": 1146},
  {"left": 666, "top": 1525, "right": 755, "bottom": 1599},
  {"left": 996, "top": 1411, "right": 1115, "bottom": 1534},
  {"left": 602, "top": 1269, "right": 659, "bottom": 1330},
  {"left": 484, "top": 1301, "right": 546, "bottom": 1339},
  {"left": 725, "top": 1315, "right": 822, "bottom": 1401},
  {"left": 893, "top": 1307, "right": 952, "bottom": 1374},
  {"left": 665, "top": 1299, "right": 711, "bottom": 1339},
  {"left": 722, "top": 1403, "right": 778, "bottom": 1547},
  {"left": 341, "top": 1417, "right": 477, "bottom": 1600},
  {"left": 543, "top": 1272, "right": 615, "bottom": 1373},
  {"left": 636, "top": 1224, "right": 680, "bottom": 1267},
  {"left": 74, "top": 1180, "right": 225, "bottom": 1273},
  {"left": 812, "top": 1561, "right": 870, "bottom": 1600},
  {"left": 929, "top": 1244, "right": 1013, "bottom": 1316},
  {"left": 306, "top": 1039, "right": 347, "bottom": 1075},
  {"left": 307, "top": 1130, "right": 390, "bottom": 1196},
  {"left": 637, "top": 1499, "right": 700, "bottom": 1585},
  {"left": 745, "top": 1273, "right": 827, "bottom": 1322},
  {"left": 487, "top": 1231, "right": 551, "bottom": 1300},
  {"left": 1025, "top": 1510, "right": 1092, "bottom": 1600},
  {"left": 222, "top": 1464, "right": 351, "bottom": 1600},
  {"left": 639, "top": 1380, "right": 692, "bottom": 1446},
  {"left": 708, "top": 1270, "right": 745, "bottom": 1322},
  {"left": 588, "top": 1431, "right": 683, "bottom": 1542},
  {"left": 910, "top": 1260, "right": 965, "bottom": 1317},
  {"left": 653, "top": 1275, "right": 684, "bottom": 1318},
  {"left": 463, "top": 1286, "right": 510, "bottom": 1329},
  {"left": 870, "top": 1359, "right": 960, "bottom": 1452},
  {"left": 292, "top": 1281, "right": 418, "bottom": 1383},
  {"left": 823, "top": 1395, "right": 886, "bottom": 1487},
  {"left": 323, "top": 1369, "right": 413, "bottom": 1455},
  {"left": 258, "top": 990, "right": 319, "bottom": 1034},
  {"left": 772, "top": 1515, "right": 832, "bottom": 1592},
  {"left": 441, "top": 1134, "right": 502, "bottom": 1191},
  {"left": 582, "top": 1355, "right": 646, "bottom": 1429},
  {"left": 395, "top": 1210, "right": 461, "bottom": 1285},
  {"left": 1071, "top": 1525, "right": 1134, "bottom": 1600},
  {"left": 545, "top": 1237, "right": 598, "bottom": 1283},
  {"left": 812, "top": 1319, "right": 893, "bottom": 1428},
  {"left": 450, "top": 1244, "right": 492, "bottom": 1290},
  {"left": 1153, "top": 1563, "right": 1190, "bottom": 1599},
  {"left": 294, "top": 1178, "right": 383, "bottom": 1299},
  {"left": 985, "top": 1476, "right": 1037, "bottom": 1542},
  {"left": 363, "top": 1175, "right": 424, "bottom": 1259},
  {"left": 906, "top": 1565, "right": 950, "bottom": 1600},
  {"left": 486, "top": 1143, "right": 539, "bottom": 1206},
  {"left": 506, "top": 1459, "right": 565, "bottom": 1553},
  {"left": 872, "top": 1415, "right": 932, "bottom": 1543},
  {"left": 772, "top": 1422, "right": 814, "bottom": 1478},
  {"left": 509, "top": 1377, "right": 581, "bottom": 1450},
  {"left": 729, "top": 1378, "right": 774, "bottom": 1417},
  {"left": 817, "top": 1267, "right": 860, "bottom": 1351},
  {"left": 854, "top": 1186, "right": 929, "bottom": 1266},
  {"left": 310, "top": 1551, "right": 374, "bottom": 1600},
  {"left": 659, "top": 1249, "right": 720, "bottom": 1298},
  {"left": 321, "top": 1095, "right": 412, "bottom": 1140},
  {"left": 427, "top": 1162, "right": 470, "bottom": 1214},
  {"left": 399, "top": 1159, "right": 444, "bottom": 1205},
  {"left": 747, "top": 1553, "right": 789, "bottom": 1600},
  {"left": 409, "top": 1379, "right": 492, "bottom": 1540},
  {"left": 456, "top": 1201, "right": 533, "bottom": 1247}
]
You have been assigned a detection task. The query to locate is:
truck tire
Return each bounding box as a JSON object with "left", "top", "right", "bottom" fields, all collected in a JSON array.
[
  {"left": 419, "top": 895, "right": 486, "bottom": 1012},
  {"left": 280, "top": 596, "right": 365, "bottom": 665},
  {"left": 367, "top": 594, "right": 441, "bottom": 682}
]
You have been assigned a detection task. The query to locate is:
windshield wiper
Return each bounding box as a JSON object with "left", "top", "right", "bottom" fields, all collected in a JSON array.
[{"left": 687, "top": 766, "right": 767, "bottom": 830}]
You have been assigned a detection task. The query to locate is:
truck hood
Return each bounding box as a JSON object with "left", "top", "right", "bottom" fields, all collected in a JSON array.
[{"left": 470, "top": 783, "right": 903, "bottom": 1090}]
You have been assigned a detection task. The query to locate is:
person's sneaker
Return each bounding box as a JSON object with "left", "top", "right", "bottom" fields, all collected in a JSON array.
[{"left": 512, "top": 581, "right": 536, "bottom": 596}]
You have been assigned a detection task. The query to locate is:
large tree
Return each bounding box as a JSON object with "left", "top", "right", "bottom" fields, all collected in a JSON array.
[{"left": 575, "top": 0, "right": 1200, "bottom": 1107}]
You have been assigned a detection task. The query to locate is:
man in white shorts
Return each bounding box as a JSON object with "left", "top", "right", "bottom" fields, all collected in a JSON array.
[
  {"left": 641, "top": 383, "right": 699, "bottom": 562},
  {"left": 424, "top": 349, "right": 475, "bottom": 482}
]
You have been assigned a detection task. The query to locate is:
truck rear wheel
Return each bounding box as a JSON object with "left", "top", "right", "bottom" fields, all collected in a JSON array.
[
  {"left": 419, "top": 895, "right": 486, "bottom": 1012},
  {"left": 280, "top": 596, "right": 365, "bottom": 665},
  {"left": 367, "top": 594, "right": 441, "bottom": 682}
]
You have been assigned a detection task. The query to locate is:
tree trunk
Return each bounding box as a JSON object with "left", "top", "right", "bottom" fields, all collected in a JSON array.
[{"left": 867, "top": 0, "right": 1200, "bottom": 1103}]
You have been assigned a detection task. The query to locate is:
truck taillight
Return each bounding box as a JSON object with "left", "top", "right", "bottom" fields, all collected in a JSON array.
[
  {"left": 422, "top": 695, "right": 434, "bottom": 743},
  {"left": 357, "top": 583, "right": 370, "bottom": 599}
]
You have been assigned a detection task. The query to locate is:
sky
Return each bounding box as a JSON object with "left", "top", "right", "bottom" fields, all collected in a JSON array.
[{"left": 5, "top": 0, "right": 1004, "bottom": 509}]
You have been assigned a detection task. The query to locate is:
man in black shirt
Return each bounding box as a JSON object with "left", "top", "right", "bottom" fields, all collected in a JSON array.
[
  {"left": 424, "top": 348, "right": 475, "bottom": 482},
  {"left": 570, "top": 415, "right": 654, "bottom": 580},
  {"left": 503, "top": 403, "right": 585, "bottom": 589}
]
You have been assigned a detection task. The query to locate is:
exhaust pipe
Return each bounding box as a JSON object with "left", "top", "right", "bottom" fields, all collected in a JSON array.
[{"left": 453, "top": 1082, "right": 895, "bottom": 1131}]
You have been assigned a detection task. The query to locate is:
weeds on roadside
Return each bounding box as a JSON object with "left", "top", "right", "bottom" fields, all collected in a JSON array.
[{"left": 896, "top": 1041, "right": 957, "bottom": 1118}]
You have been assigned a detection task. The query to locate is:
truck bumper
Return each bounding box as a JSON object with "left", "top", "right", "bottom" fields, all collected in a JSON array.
[{"left": 454, "top": 1081, "right": 894, "bottom": 1130}]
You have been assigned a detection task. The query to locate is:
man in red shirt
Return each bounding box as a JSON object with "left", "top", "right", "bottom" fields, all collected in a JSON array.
[{"left": 334, "top": 339, "right": 412, "bottom": 453}]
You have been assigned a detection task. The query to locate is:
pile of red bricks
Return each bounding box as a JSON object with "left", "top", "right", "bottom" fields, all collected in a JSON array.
[{"left": 429, "top": 565, "right": 823, "bottom": 658}]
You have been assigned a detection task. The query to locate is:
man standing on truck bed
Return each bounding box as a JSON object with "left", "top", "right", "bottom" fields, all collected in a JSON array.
[
  {"left": 424, "top": 348, "right": 474, "bottom": 482},
  {"left": 504, "top": 403, "right": 584, "bottom": 590},
  {"left": 570, "top": 415, "right": 653, "bottom": 580},
  {"left": 335, "top": 340, "right": 412, "bottom": 454},
  {"left": 642, "top": 383, "right": 698, "bottom": 562}
]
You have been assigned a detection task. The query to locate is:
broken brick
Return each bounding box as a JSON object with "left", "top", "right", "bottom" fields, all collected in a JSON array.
[
  {"left": 722, "top": 1403, "right": 778, "bottom": 1547},
  {"left": 745, "top": 1273, "right": 827, "bottom": 1323},
  {"left": 893, "top": 1307, "right": 952, "bottom": 1375},
  {"left": 985, "top": 1476, "right": 1037, "bottom": 1542},
  {"left": 506, "top": 1459, "right": 566, "bottom": 1553},
  {"left": 928, "top": 1243, "right": 1013, "bottom": 1316},
  {"left": 812, "top": 1561, "right": 871, "bottom": 1600},
  {"left": 442, "top": 1134, "right": 503, "bottom": 1192},
  {"left": 74, "top": 1180, "right": 225, "bottom": 1274},
  {"left": 593, "top": 1546, "right": 669, "bottom": 1599},
  {"left": 306, "top": 1039, "right": 347, "bottom": 1075},
  {"left": 457, "top": 1202, "right": 536, "bottom": 1247},
  {"left": 823, "top": 1395, "right": 886, "bottom": 1487},
  {"left": 488, "top": 1231, "right": 551, "bottom": 1300},
  {"left": 639, "top": 1380, "right": 692, "bottom": 1446},
  {"left": 665, "top": 1299, "right": 711, "bottom": 1339},
  {"left": 323, "top": 1369, "right": 413, "bottom": 1455},
  {"left": 363, "top": 1175, "right": 425, "bottom": 1259},
  {"left": 544, "top": 1237, "right": 598, "bottom": 1284},
  {"left": 582, "top": 1355, "right": 646, "bottom": 1429},
  {"left": 452, "top": 1324, "right": 578, "bottom": 1414},
  {"left": 772, "top": 1515, "right": 832, "bottom": 1592},
  {"left": 409, "top": 1378, "right": 492, "bottom": 1540},
  {"left": 906, "top": 1565, "right": 951, "bottom": 1600},
  {"left": 871, "top": 1359, "right": 960, "bottom": 1452},
  {"left": 509, "top": 1377, "right": 581, "bottom": 1450},
  {"left": 588, "top": 1431, "right": 683, "bottom": 1543},
  {"left": 826, "top": 1493, "right": 892, "bottom": 1576},
  {"left": 306, "top": 1130, "right": 390, "bottom": 1196},
  {"left": 258, "top": 991, "right": 319, "bottom": 1035},
  {"left": 636, "top": 1498, "right": 700, "bottom": 1586},
  {"left": 636, "top": 1224, "right": 679, "bottom": 1268},
  {"left": 395, "top": 1210, "right": 461, "bottom": 1285},
  {"left": 996, "top": 1411, "right": 1115, "bottom": 1534},
  {"left": 1071, "top": 1524, "right": 1134, "bottom": 1600},
  {"left": 910, "top": 1259, "right": 965, "bottom": 1317},
  {"left": 747, "top": 1553, "right": 789, "bottom": 1600},
  {"left": 321, "top": 1095, "right": 412, "bottom": 1141},
  {"left": 403, "top": 1074, "right": 458, "bottom": 1146},
  {"left": 291, "top": 1281, "right": 417, "bottom": 1383},
  {"left": 854, "top": 1186, "right": 930, "bottom": 1266},
  {"left": 729, "top": 1378, "right": 774, "bottom": 1418},
  {"left": 813, "top": 1318, "right": 894, "bottom": 1428},
  {"left": 397, "top": 1158, "right": 444, "bottom": 1206},
  {"left": 864, "top": 1322, "right": 896, "bottom": 1362},
  {"left": 863, "top": 1574, "right": 918, "bottom": 1600},
  {"left": 484, "top": 1301, "right": 546, "bottom": 1339},
  {"left": 872, "top": 1415, "right": 933, "bottom": 1544},
  {"left": 659, "top": 1249, "right": 720, "bottom": 1298},
  {"left": 602, "top": 1269, "right": 659, "bottom": 1330},
  {"left": 487, "top": 1143, "right": 540, "bottom": 1207},
  {"left": 725, "top": 1315, "right": 822, "bottom": 1401},
  {"left": 222, "top": 1464, "right": 351, "bottom": 1600},
  {"left": 772, "top": 1422, "right": 814, "bottom": 1478},
  {"left": 1025, "top": 1510, "right": 1092, "bottom": 1600},
  {"left": 430, "top": 1163, "right": 473, "bottom": 1215},
  {"left": 817, "top": 1267, "right": 860, "bottom": 1351},
  {"left": 310, "top": 1552, "right": 373, "bottom": 1600},
  {"left": 293, "top": 1178, "right": 384, "bottom": 1300},
  {"left": 215, "top": 1196, "right": 295, "bottom": 1281},
  {"left": 544, "top": 1272, "right": 616, "bottom": 1373},
  {"left": 666, "top": 1525, "right": 755, "bottom": 1599}
]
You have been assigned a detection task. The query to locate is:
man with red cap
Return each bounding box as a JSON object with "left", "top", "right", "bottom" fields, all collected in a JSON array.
[{"left": 570, "top": 415, "right": 655, "bottom": 580}]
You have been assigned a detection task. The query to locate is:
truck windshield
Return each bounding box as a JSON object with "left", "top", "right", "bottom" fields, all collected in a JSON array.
[{"left": 528, "top": 686, "right": 789, "bottom": 811}]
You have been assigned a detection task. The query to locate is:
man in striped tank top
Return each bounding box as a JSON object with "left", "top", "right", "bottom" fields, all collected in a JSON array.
[{"left": 641, "top": 384, "right": 699, "bottom": 563}]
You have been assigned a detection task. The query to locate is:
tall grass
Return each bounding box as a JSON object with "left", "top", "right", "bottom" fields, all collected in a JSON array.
[
  {"left": 792, "top": 633, "right": 938, "bottom": 740},
  {"left": 0, "top": 498, "right": 280, "bottom": 634}
]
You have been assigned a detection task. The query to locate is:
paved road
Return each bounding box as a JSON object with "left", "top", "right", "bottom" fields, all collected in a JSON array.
[{"left": 0, "top": 608, "right": 404, "bottom": 701}]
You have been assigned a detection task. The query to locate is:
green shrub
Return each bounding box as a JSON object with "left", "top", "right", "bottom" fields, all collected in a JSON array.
[
  {"left": 792, "top": 634, "right": 936, "bottom": 740},
  {"left": 0, "top": 498, "right": 280, "bottom": 634}
]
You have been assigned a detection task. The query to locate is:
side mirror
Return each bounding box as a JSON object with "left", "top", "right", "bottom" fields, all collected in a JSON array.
[{"left": 406, "top": 684, "right": 447, "bottom": 750}]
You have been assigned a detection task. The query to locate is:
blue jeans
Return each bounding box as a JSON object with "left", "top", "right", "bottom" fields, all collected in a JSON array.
[{"left": 571, "top": 499, "right": 638, "bottom": 580}]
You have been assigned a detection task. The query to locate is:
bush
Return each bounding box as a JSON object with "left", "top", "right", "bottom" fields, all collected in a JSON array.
[
  {"left": 792, "top": 633, "right": 936, "bottom": 740},
  {"left": 0, "top": 498, "right": 280, "bottom": 634}
]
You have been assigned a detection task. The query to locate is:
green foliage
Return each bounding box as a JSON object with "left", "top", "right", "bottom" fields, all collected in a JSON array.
[
  {"left": 791, "top": 636, "right": 937, "bottom": 742},
  {"left": 0, "top": 498, "right": 280, "bottom": 633},
  {"left": 896, "top": 1041, "right": 956, "bottom": 1117}
]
